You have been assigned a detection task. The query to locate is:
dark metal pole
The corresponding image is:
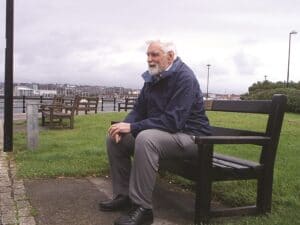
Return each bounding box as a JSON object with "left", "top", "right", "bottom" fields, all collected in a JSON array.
[
  {"left": 22, "top": 96, "right": 26, "bottom": 113},
  {"left": 206, "top": 64, "right": 211, "bottom": 100},
  {"left": 113, "top": 97, "right": 116, "bottom": 111},
  {"left": 286, "top": 31, "right": 297, "bottom": 88},
  {"left": 4, "top": 0, "right": 14, "bottom": 152},
  {"left": 125, "top": 97, "right": 128, "bottom": 112},
  {"left": 287, "top": 33, "right": 292, "bottom": 88}
]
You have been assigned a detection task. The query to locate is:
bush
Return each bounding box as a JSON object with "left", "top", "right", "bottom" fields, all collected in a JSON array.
[{"left": 242, "top": 88, "right": 300, "bottom": 113}]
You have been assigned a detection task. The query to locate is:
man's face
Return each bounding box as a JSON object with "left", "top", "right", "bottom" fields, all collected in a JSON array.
[{"left": 147, "top": 43, "right": 173, "bottom": 76}]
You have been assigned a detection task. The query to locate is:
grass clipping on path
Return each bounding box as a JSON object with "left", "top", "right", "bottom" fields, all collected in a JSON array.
[{"left": 14, "top": 112, "right": 127, "bottom": 178}]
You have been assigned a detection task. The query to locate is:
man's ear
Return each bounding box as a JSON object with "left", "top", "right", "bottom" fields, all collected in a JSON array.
[{"left": 167, "top": 51, "right": 175, "bottom": 61}]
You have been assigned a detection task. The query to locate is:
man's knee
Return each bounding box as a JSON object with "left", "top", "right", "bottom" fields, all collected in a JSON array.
[
  {"left": 134, "top": 130, "right": 160, "bottom": 170},
  {"left": 135, "top": 130, "right": 158, "bottom": 147},
  {"left": 135, "top": 129, "right": 165, "bottom": 156}
]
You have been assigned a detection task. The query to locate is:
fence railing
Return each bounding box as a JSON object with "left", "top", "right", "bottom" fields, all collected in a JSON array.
[{"left": 0, "top": 96, "right": 137, "bottom": 114}]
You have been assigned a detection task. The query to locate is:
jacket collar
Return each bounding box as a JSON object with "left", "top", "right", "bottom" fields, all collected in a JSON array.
[{"left": 142, "top": 57, "right": 182, "bottom": 83}]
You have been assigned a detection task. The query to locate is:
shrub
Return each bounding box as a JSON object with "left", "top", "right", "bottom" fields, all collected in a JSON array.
[{"left": 242, "top": 88, "right": 300, "bottom": 113}]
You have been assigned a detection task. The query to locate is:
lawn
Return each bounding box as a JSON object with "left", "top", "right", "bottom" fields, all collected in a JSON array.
[{"left": 13, "top": 111, "right": 300, "bottom": 225}]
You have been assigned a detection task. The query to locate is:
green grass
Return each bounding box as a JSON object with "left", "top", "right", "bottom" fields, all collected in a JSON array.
[
  {"left": 13, "top": 112, "right": 127, "bottom": 178},
  {"left": 13, "top": 112, "right": 300, "bottom": 225}
]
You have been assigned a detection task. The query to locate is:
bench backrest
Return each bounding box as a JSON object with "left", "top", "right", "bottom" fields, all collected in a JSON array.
[
  {"left": 86, "top": 96, "right": 99, "bottom": 107},
  {"left": 67, "top": 95, "right": 81, "bottom": 115},
  {"left": 205, "top": 94, "right": 287, "bottom": 165},
  {"left": 75, "top": 96, "right": 99, "bottom": 107},
  {"left": 52, "top": 95, "right": 64, "bottom": 105}
]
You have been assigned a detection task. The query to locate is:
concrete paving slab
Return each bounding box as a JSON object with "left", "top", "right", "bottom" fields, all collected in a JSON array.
[{"left": 24, "top": 177, "right": 196, "bottom": 225}]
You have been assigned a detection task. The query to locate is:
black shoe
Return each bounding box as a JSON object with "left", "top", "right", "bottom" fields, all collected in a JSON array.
[
  {"left": 99, "top": 195, "right": 131, "bottom": 212},
  {"left": 114, "top": 204, "right": 153, "bottom": 225}
]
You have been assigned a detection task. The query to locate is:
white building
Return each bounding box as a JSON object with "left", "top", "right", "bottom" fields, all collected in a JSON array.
[
  {"left": 33, "top": 89, "right": 57, "bottom": 97},
  {"left": 14, "top": 85, "right": 57, "bottom": 97},
  {"left": 14, "top": 86, "right": 34, "bottom": 96}
]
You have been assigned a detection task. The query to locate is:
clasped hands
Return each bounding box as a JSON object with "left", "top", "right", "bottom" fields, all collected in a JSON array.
[{"left": 108, "top": 122, "right": 131, "bottom": 143}]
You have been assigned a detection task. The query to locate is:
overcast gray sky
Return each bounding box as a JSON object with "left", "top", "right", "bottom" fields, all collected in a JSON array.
[{"left": 0, "top": 0, "right": 299, "bottom": 94}]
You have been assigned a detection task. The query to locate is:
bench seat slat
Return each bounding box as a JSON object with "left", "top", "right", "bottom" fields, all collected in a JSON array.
[
  {"left": 211, "top": 161, "right": 230, "bottom": 168},
  {"left": 213, "top": 158, "right": 248, "bottom": 169},
  {"left": 160, "top": 156, "right": 261, "bottom": 182},
  {"left": 214, "top": 153, "right": 260, "bottom": 168}
]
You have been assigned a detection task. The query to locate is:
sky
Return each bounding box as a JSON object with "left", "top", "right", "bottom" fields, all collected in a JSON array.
[{"left": 0, "top": 0, "right": 299, "bottom": 94}]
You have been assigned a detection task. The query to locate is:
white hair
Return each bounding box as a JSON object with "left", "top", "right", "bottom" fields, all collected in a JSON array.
[{"left": 146, "top": 40, "right": 177, "bottom": 58}]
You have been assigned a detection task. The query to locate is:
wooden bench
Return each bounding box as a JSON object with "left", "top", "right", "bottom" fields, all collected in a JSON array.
[
  {"left": 41, "top": 96, "right": 79, "bottom": 129},
  {"left": 118, "top": 97, "right": 137, "bottom": 112},
  {"left": 75, "top": 96, "right": 99, "bottom": 115},
  {"left": 159, "top": 94, "right": 287, "bottom": 224}
]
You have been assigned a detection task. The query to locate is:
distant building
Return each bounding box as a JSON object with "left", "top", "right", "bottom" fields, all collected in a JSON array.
[
  {"left": 128, "top": 90, "right": 140, "bottom": 97},
  {"left": 14, "top": 86, "right": 34, "bottom": 96},
  {"left": 213, "top": 93, "right": 241, "bottom": 100},
  {"left": 229, "top": 94, "right": 241, "bottom": 100},
  {"left": 32, "top": 84, "right": 38, "bottom": 91},
  {"left": 34, "top": 89, "right": 57, "bottom": 97}
]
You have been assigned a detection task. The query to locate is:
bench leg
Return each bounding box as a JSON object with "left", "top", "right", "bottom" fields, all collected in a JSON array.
[
  {"left": 70, "top": 117, "right": 74, "bottom": 129},
  {"left": 195, "top": 144, "right": 213, "bottom": 224},
  {"left": 49, "top": 114, "right": 53, "bottom": 128},
  {"left": 257, "top": 168, "right": 273, "bottom": 214},
  {"left": 42, "top": 114, "right": 45, "bottom": 126}
]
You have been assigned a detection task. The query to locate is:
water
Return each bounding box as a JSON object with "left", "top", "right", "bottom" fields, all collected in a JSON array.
[{"left": 0, "top": 99, "right": 120, "bottom": 119}]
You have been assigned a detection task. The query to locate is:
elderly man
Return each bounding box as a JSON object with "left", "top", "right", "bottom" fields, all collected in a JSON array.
[{"left": 99, "top": 40, "right": 211, "bottom": 225}]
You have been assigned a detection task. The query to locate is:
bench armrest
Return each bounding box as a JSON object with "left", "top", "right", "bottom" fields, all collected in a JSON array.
[
  {"left": 40, "top": 103, "right": 63, "bottom": 108},
  {"left": 40, "top": 104, "right": 56, "bottom": 108},
  {"left": 195, "top": 135, "right": 270, "bottom": 145}
]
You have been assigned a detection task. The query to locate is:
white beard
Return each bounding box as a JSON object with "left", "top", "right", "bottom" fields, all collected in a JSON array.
[{"left": 148, "top": 64, "right": 164, "bottom": 76}]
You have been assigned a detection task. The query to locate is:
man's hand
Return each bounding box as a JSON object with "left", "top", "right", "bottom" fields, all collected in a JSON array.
[{"left": 108, "top": 122, "right": 131, "bottom": 143}]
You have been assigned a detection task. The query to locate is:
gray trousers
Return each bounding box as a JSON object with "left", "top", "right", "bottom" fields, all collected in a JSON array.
[{"left": 106, "top": 129, "right": 198, "bottom": 209}]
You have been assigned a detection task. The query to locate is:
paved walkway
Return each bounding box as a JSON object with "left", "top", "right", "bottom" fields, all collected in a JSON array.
[
  {"left": 0, "top": 119, "right": 36, "bottom": 225},
  {"left": 0, "top": 118, "right": 196, "bottom": 225}
]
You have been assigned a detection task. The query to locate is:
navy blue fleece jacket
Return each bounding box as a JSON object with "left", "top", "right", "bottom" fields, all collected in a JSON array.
[{"left": 124, "top": 57, "right": 211, "bottom": 137}]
